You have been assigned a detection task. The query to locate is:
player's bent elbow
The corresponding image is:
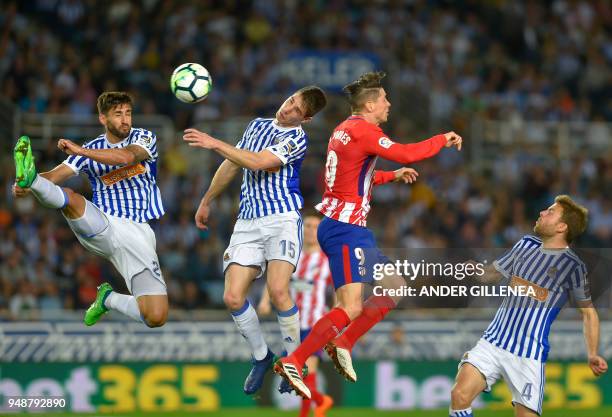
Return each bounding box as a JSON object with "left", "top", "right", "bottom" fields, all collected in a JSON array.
[{"left": 115, "top": 150, "right": 136, "bottom": 166}]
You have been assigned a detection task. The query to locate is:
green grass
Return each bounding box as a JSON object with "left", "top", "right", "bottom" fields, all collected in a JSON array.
[{"left": 16, "top": 407, "right": 612, "bottom": 417}]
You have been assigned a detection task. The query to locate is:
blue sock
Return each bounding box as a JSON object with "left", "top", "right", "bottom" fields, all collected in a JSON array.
[{"left": 450, "top": 408, "right": 474, "bottom": 417}]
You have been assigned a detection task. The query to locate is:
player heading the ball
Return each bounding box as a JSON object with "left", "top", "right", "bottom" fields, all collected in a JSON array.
[{"left": 184, "top": 86, "right": 327, "bottom": 395}]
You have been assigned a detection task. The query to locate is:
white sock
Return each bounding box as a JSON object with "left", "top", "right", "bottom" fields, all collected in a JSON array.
[
  {"left": 450, "top": 407, "right": 474, "bottom": 417},
  {"left": 104, "top": 292, "right": 142, "bottom": 322},
  {"left": 231, "top": 300, "right": 268, "bottom": 360},
  {"left": 277, "top": 304, "right": 300, "bottom": 354},
  {"left": 30, "top": 175, "right": 67, "bottom": 209}
]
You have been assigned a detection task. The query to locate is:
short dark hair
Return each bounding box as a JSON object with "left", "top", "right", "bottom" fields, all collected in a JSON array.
[
  {"left": 342, "top": 71, "right": 386, "bottom": 112},
  {"left": 97, "top": 91, "right": 133, "bottom": 115},
  {"left": 554, "top": 195, "right": 588, "bottom": 243},
  {"left": 296, "top": 86, "right": 327, "bottom": 117}
]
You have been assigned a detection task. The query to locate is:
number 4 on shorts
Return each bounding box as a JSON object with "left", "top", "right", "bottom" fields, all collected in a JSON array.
[{"left": 521, "top": 383, "right": 533, "bottom": 401}]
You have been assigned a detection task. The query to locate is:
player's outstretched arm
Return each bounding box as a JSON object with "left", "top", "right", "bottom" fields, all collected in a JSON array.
[
  {"left": 183, "top": 128, "right": 281, "bottom": 171},
  {"left": 363, "top": 131, "right": 462, "bottom": 164},
  {"left": 578, "top": 303, "right": 608, "bottom": 376},
  {"left": 58, "top": 138, "right": 148, "bottom": 166},
  {"left": 195, "top": 159, "right": 240, "bottom": 230}
]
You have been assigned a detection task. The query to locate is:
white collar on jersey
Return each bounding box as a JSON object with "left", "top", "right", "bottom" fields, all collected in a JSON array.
[
  {"left": 272, "top": 118, "right": 302, "bottom": 131},
  {"left": 105, "top": 128, "right": 133, "bottom": 147}
]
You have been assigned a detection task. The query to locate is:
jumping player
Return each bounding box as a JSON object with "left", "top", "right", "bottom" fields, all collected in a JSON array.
[
  {"left": 13, "top": 92, "right": 168, "bottom": 328},
  {"left": 259, "top": 213, "right": 334, "bottom": 417},
  {"left": 449, "top": 195, "right": 608, "bottom": 417},
  {"left": 275, "top": 71, "right": 463, "bottom": 398},
  {"left": 183, "top": 86, "right": 327, "bottom": 395}
]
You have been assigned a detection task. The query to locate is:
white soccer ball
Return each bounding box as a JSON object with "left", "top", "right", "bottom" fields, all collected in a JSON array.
[{"left": 170, "top": 63, "right": 212, "bottom": 103}]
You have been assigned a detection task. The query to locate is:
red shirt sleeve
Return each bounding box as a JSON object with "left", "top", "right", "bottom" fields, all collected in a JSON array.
[
  {"left": 358, "top": 126, "right": 447, "bottom": 164},
  {"left": 373, "top": 170, "right": 395, "bottom": 185}
]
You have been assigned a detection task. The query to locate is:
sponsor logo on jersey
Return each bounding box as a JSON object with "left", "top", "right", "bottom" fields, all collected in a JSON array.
[
  {"left": 100, "top": 163, "right": 146, "bottom": 186},
  {"left": 510, "top": 275, "right": 549, "bottom": 302},
  {"left": 378, "top": 137, "right": 393, "bottom": 148},
  {"left": 139, "top": 134, "right": 152, "bottom": 145}
]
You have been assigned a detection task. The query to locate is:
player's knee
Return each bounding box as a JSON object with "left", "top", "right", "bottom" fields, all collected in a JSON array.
[
  {"left": 268, "top": 286, "right": 291, "bottom": 308},
  {"left": 142, "top": 307, "right": 167, "bottom": 327},
  {"left": 450, "top": 384, "right": 471, "bottom": 408},
  {"left": 343, "top": 304, "right": 363, "bottom": 320},
  {"left": 223, "top": 291, "right": 245, "bottom": 311}
]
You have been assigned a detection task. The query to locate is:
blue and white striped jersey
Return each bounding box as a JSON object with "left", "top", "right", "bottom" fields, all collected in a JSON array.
[
  {"left": 235, "top": 118, "right": 307, "bottom": 219},
  {"left": 483, "top": 235, "right": 590, "bottom": 362},
  {"left": 62, "top": 128, "right": 165, "bottom": 223}
]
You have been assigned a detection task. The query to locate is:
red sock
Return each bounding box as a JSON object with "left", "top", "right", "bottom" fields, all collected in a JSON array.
[
  {"left": 337, "top": 295, "right": 395, "bottom": 349},
  {"left": 292, "top": 308, "right": 351, "bottom": 365},
  {"left": 305, "top": 372, "right": 323, "bottom": 405},
  {"left": 298, "top": 397, "right": 311, "bottom": 417}
]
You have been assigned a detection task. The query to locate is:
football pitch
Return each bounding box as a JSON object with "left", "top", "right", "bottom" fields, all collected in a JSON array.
[{"left": 25, "top": 407, "right": 612, "bottom": 417}]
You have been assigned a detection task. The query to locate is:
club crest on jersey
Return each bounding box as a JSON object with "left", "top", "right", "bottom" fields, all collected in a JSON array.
[
  {"left": 139, "top": 134, "right": 152, "bottom": 145},
  {"left": 378, "top": 137, "right": 393, "bottom": 149},
  {"left": 223, "top": 252, "right": 230, "bottom": 261},
  {"left": 547, "top": 267, "right": 558, "bottom": 278}
]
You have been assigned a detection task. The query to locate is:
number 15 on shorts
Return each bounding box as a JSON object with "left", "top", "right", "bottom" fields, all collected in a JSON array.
[{"left": 279, "top": 240, "right": 297, "bottom": 259}]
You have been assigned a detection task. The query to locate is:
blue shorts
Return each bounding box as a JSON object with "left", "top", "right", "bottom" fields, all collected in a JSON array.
[
  {"left": 317, "top": 216, "right": 390, "bottom": 289},
  {"left": 301, "top": 328, "right": 323, "bottom": 359}
]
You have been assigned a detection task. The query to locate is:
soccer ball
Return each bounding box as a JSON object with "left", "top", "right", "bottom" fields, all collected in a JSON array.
[{"left": 170, "top": 63, "right": 212, "bottom": 103}]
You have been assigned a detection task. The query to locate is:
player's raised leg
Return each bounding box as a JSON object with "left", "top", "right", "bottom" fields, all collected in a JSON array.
[
  {"left": 224, "top": 264, "right": 274, "bottom": 394},
  {"left": 15, "top": 136, "right": 73, "bottom": 212},
  {"left": 449, "top": 363, "right": 486, "bottom": 417}
]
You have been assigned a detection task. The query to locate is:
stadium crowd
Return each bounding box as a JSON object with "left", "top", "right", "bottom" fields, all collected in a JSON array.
[{"left": 1, "top": 0, "right": 610, "bottom": 319}]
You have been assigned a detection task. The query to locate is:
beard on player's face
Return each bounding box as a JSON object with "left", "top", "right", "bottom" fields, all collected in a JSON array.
[{"left": 106, "top": 120, "right": 131, "bottom": 139}]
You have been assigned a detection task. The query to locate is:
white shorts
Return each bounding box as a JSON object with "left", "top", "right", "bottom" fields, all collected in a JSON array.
[
  {"left": 223, "top": 211, "right": 302, "bottom": 278},
  {"left": 460, "top": 339, "right": 545, "bottom": 415},
  {"left": 65, "top": 201, "right": 166, "bottom": 296}
]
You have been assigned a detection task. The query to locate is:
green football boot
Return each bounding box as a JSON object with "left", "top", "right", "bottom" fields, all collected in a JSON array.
[
  {"left": 14, "top": 135, "right": 37, "bottom": 188},
  {"left": 84, "top": 283, "right": 113, "bottom": 326}
]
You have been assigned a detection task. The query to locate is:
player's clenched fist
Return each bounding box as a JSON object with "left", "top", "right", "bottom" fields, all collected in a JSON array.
[
  {"left": 58, "top": 138, "right": 82, "bottom": 155},
  {"left": 443, "top": 131, "right": 462, "bottom": 150},
  {"left": 194, "top": 202, "right": 211, "bottom": 230},
  {"left": 589, "top": 355, "right": 608, "bottom": 377},
  {"left": 393, "top": 167, "right": 419, "bottom": 184}
]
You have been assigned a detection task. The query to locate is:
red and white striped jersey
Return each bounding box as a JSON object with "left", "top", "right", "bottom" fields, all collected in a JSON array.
[
  {"left": 291, "top": 250, "right": 331, "bottom": 329},
  {"left": 315, "top": 116, "right": 447, "bottom": 226}
]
